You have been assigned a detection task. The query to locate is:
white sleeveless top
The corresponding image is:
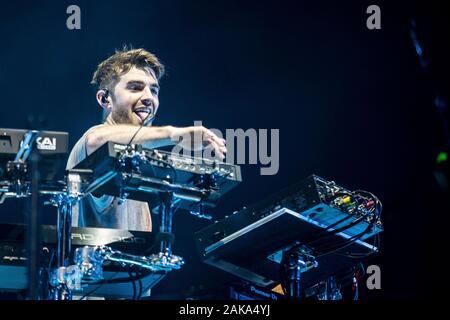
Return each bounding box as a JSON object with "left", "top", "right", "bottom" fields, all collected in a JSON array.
[{"left": 66, "top": 124, "right": 152, "bottom": 231}]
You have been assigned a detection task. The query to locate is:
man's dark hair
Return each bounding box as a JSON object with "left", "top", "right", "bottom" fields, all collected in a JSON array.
[{"left": 91, "top": 47, "right": 165, "bottom": 92}]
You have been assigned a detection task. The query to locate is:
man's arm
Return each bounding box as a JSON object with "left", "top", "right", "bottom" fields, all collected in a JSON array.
[
  {"left": 85, "top": 125, "right": 175, "bottom": 155},
  {"left": 85, "top": 125, "right": 226, "bottom": 159}
]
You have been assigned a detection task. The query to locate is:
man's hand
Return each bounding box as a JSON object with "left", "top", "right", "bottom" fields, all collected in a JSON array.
[{"left": 169, "top": 126, "right": 227, "bottom": 160}]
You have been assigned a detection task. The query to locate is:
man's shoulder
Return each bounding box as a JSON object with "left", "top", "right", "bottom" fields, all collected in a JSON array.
[
  {"left": 84, "top": 123, "right": 109, "bottom": 135},
  {"left": 66, "top": 124, "right": 107, "bottom": 169},
  {"left": 76, "top": 124, "right": 109, "bottom": 144}
]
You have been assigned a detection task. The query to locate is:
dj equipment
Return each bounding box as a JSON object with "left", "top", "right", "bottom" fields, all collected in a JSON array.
[
  {"left": 1, "top": 133, "right": 242, "bottom": 300},
  {"left": 49, "top": 141, "right": 240, "bottom": 300},
  {"left": 0, "top": 127, "right": 383, "bottom": 301},
  {"left": 0, "top": 128, "right": 68, "bottom": 204},
  {"left": 194, "top": 175, "right": 383, "bottom": 296},
  {"left": 0, "top": 128, "right": 69, "bottom": 299},
  {"left": 73, "top": 142, "right": 242, "bottom": 212},
  {"left": 0, "top": 223, "right": 164, "bottom": 299},
  {"left": 0, "top": 128, "right": 68, "bottom": 182}
]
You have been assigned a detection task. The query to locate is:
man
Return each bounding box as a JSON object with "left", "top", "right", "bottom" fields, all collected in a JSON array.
[{"left": 66, "top": 48, "right": 226, "bottom": 232}]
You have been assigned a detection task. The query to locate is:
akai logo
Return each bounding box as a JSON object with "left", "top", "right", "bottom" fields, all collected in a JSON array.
[{"left": 36, "top": 137, "right": 56, "bottom": 150}]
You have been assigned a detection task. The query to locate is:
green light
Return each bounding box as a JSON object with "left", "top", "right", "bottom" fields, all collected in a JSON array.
[{"left": 436, "top": 152, "right": 448, "bottom": 164}]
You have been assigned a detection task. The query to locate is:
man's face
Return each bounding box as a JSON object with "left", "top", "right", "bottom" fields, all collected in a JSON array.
[{"left": 109, "top": 66, "right": 160, "bottom": 125}]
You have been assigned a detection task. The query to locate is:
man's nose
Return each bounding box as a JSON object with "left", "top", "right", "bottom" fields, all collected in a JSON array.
[
  {"left": 140, "top": 88, "right": 154, "bottom": 106},
  {"left": 141, "top": 97, "right": 152, "bottom": 107}
]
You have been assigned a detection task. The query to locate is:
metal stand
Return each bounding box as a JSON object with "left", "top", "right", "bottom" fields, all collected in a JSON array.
[
  {"left": 27, "top": 147, "right": 42, "bottom": 300},
  {"left": 159, "top": 191, "right": 174, "bottom": 255},
  {"left": 58, "top": 167, "right": 186, "bottom": 298},
  {"left": 282, "top": 250, "right": 303, "bottom": 300},
  {"left": 50, "top": 171, "right": 82, "bottom": 300},
  {"left": 282, "top": 245, "right": 319, "bottom": 300},
  {"left": 6, "top": 130, "right": 42, "bottom": 300}
]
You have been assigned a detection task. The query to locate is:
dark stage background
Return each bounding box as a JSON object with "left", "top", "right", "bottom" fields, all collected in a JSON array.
[{"left": 1, "top": 0, "right": 449, "bottom": 300}]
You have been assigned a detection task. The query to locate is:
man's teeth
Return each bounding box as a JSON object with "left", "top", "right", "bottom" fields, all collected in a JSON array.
[{"left": 134, "top": 109, "right": 151, "bottom": 113}]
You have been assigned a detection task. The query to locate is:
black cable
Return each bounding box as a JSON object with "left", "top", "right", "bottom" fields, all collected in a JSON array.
[
  {"left": 317, "top": 221, "right": 373, "bottom": 255},
  {"left": 305, "top": 191, "right": 381, "bottom": 247},
  {"left": 128, "top": 270, "right": 137, "bottom": 300},
  {"left": 326, "top": 220, "right": 381, "bottom": 259},
  {"left": 304, "top": 214, "right": 368, "bottom": 247},
  {"left": 78, "top": 269, "right": 150, "bottom": 300},
  {"left": 316, "top": 220, "right": 376, "bottom": 258},
  {"left": 127, "top": 266, "right": 144, "bottom": 300},
  {"left": 85, "top": 259, "right": 166, "bottom": 286},
  {"left": 137, "top": 275, "right": 143, "bottom": 300},
  {"left": 77, "top": 263, "right": 148, "bottom": 300},
  {"left": 79, "top": 271, "right": 120, "bottom": 300},
  {"left": 127, "top": 112, "right": 154, "bottom": 148},
  {"left": 306, "top": 213, "right": 354, "bottom": 242},
  {"left": 325, "top": 214, "right": 354, "bottom": 231},
  {"left": 86, "top": 269, "right": 155, "bottom": 285}
]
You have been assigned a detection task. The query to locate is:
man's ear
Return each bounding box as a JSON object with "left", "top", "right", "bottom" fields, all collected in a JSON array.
[{"left": 96, "top": 89, "right": 111, "bottom": 110}]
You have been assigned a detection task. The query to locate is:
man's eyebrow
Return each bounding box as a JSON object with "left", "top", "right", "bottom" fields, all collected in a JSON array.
[{"left": 126, "top": 80, "right": 160, "bottom": 89}]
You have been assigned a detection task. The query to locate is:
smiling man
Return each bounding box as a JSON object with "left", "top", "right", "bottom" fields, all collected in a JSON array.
[{"left": 66, "top": 48, "right": 226, "bottom": 231}]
